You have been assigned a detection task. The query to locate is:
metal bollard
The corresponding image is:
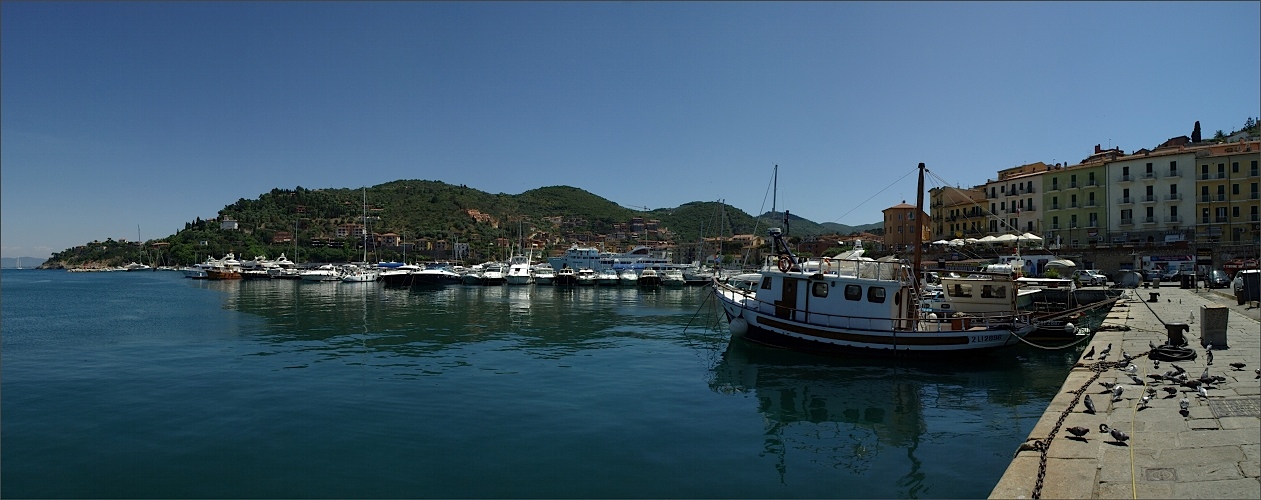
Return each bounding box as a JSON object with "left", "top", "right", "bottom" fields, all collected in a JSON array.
[
  {"left": 1164, "top": 322, "right": 1189, "bottom": 346},
  {"left": 1148, "top": 292, "right": 1160, "bottom": 302}
]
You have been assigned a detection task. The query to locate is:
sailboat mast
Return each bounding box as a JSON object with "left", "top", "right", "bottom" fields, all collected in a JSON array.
[{"left": 771, "top": 164, "right": 778, "bottom": 215}]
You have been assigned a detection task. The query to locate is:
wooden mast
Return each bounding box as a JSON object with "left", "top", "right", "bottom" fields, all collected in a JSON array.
[{"left": 912, "top": 163, "right": 926, "bottom": 324}]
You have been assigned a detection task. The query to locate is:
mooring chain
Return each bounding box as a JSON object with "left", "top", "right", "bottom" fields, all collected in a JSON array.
[{"left": 1030, "top": 353, "right": 1149, "bottom": 499}]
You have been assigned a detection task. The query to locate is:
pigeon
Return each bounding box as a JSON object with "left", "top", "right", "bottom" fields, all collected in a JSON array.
[
  {"left": 1152, "top": 360, "right": 1160, "bottom": 370},
  {"left": 1256, "top": 368, "right": 1260, "bottom": 379},
  {"left": 1206, "top": 343, "right": 1213, "bottom": 352},
  {"left": 1098, "top": 343, "right": 1112, "bottom": 357},
  {"left": 1112, "top": 385, "right": 1125, "bottom": 402},
  {"left": 1229, "top": 362, "right": 1246, "bottom": 371},
  {"left": 1125, "top": 363, "right": 1138, "bottom": 374},
  {"left": 1200, "top": 368, "right": 1213, "bottom": 384},
  {"left": 1099, "top": 423, "right": 1130, "bottom": 444},
  {"left": 1149, "top": 340, "right": 1157, "bottom": 350},
  {"left": 1162, "top": 386, "right": 1178, "bottom": 396},
  {"left": 1183, "top": 379, "right": 1202, "bottom": 389},
  {"left": 1171, "top": 363, "right": 1186, "bottom": 375},
  {"left": 1147, "top": 373, "right": 1165, "bottom": 382},
  {"left": 1128, "top": 374, "right": 1146, "bottom": 386},
  {"left": 1198, "top": 386, "right": 1209, "bottom": 399},
  {"left": 1122, "top": 351, "right": 1133, "bottom": 364},
  {"left": 1145, "top": 387, "right": 1157, "bottom": 396},
  {"left": 1066, "top": 426, "right": 1090, "bottom": 438},
  {"left": 1084, "top": 346, "right": 1096, "bottom": 359},
  {"left": 1083, "top": 394, "right": 1096, "bottom": 414},
  {"left": 1139, "top": 394, "right": 1152, "bottom": 409},
  {"left": 1207, "top": 350, "right": 1214, "bottom": 365},
  {"left": 1099, "top": 381, "right": 1117, "bottom": 391},
  {"left": 1179, "top": 397, "right": 1190, "bottom": 412},
  {"left": 1099, "top": 352, "right": 1110, "bottom": 362}
]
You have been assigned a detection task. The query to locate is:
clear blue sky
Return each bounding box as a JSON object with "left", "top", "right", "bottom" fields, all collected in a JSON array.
[{"left": 3, "top": 2, "right": 1258, "bottom": 259}]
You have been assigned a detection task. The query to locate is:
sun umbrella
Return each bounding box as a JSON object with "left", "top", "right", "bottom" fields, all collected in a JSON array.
[{"left": 994, "top": 234, "right": 1018, "bottom": 243}]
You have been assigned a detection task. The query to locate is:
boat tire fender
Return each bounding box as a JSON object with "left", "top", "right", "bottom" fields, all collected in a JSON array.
[
  {"left": 777, "top": 256, "right": 792, "bottom": 273},
  {"left": 822, "top": 257, "right": 832, "bottom": 272}
]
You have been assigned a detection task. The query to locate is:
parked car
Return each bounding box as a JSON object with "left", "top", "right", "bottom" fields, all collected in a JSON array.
[
  {"left": 1234, "top": 269, "right": 1260, "bottom": 305},
  {"left": 1206, "top": 270, "right": 1230, "bottom": 289},
  {"left": 1072, "top": 269, "right": 1106, "bottom": 286},
  {"left": 1161, "top": 268, "right": 1183, "bottom": 282}
]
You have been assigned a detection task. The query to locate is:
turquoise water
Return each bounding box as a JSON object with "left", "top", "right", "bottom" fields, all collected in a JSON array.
[{"left": 2, "top": 270, "right": 1079, "bottom": 498}]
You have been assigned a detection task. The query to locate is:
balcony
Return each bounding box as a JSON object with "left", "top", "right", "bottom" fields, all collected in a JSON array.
[
  {"left": 1049, "top": 184, "right": 1060, "bottom": 192},
  {"left": 1215, "top": 194, "right": 1227, "bottom": 202},
  {"left": 1253, "top": 214, "right": 1260, "bottom": 222},
  {"left": 1201, "top": 217, "right": 1211, "bottom": 224},
  {"left": 1069, "top": 202, "right": 1079, "bottom": 208},
  {"left": 1069, "top": 181, "right": 1079, "bottom": 189},
  {"left": 1140, "top": 195, "right": 1157, "bottom": 203},
  {"left": 1119, "top": 218, "right": 1134, "bottom": 226},
  {"left": 1118, "top": 174, "right": 1134, "bottom": 183},
  {"left": 1068, "top": 223, "right": 1079, "bottom": 229},
  {"left": 1216, "top": 216, "right": 1229, "bottom": 223},
  {"left": 1087, "top": 221, "right": 1099, "bottom": 228},
  {"left": 1200, "top": 173, "right": 1213, "bottom": 180},
  {"left": 1141, "top": 171, "right": 1157, "bottom": 180},
  {"left": 1118, "top": 196, "right": 1133, "bottom": 205},
  {"left": 1143, "top": 217, "right": 1157, "bottom": 224},
  {"left": 1164, "top": 193, "right": 1182, "bottom": 201},
  {"left": 1165, "top": 216, "right": 1183, "bottom": 223},
  {"left": 1166, "top": 169, "right": 1181, "bottom": 178},
  {"left": 1201, "top": 195, "right": 1212, "bottom": 203},
  {"left": 1251, "top": 192, "right": 1260, "bottom": 200},
  {"left": 1216, "top": 172, "right": 1227, "bottom": 179},
  {"left": 1251, "top": 169, "right": 1258, "bottom": 177},
  {"left": 1050, "top": 224, "right": 1060, "bottom": 230}
]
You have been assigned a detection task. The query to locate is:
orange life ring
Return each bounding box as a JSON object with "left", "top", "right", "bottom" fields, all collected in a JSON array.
[
  {"left": 777, "top": 256, "right": 792, "bottom": 273},
  {"left": 822, "top": 257, "right": 832, "bottom": 272}
]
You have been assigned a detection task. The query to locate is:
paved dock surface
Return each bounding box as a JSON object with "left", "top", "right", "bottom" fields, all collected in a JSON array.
[{"left": 991, "top": 284, "right": 1260, "bottom": 499}]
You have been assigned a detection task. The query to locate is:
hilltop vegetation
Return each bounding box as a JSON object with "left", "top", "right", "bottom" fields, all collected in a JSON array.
[{"left": 43, "top": 181, "right": 880, "bottom": 268}]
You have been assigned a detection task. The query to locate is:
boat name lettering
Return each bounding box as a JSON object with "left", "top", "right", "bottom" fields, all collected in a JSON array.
[{"left": 969, "top": 334, "right": 1003, "bottom": 343}]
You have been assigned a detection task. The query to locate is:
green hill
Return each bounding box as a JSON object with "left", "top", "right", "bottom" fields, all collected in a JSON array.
[{"left": 44, "top": 181, "right": 879, "bottom": 268}]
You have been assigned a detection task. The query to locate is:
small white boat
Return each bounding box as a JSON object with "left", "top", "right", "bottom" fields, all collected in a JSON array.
[
  {"left": 532, "top": 265, "right": 556, "bottom": 285},
  {"left": 481, "top": 263, "right": 507, "bottom": 286},
  {"left": 506, "top": 257, "right": 534, "bottom": 285},
  {"left": 575, "top": 268, "right": 598, "bottom": 286},
  {"left": 660, "top": 269, "right": 686, "bottom": 287},
  {"left": 341, "top": 266, "right": 378, "bottom": 283},
  {"left": 300, "top": 264, "right": 341, "bottom": 282},
  {"left": 595, "top": 269, "right": 620, "bottom": 286},
  {"left": 619, "top": 269, "right": 639, "bottom": 286}
]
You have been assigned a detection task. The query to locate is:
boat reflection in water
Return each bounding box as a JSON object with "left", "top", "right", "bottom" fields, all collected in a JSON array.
[{"left": 707, "top": 339, "right": 1059, "bottom": 498}]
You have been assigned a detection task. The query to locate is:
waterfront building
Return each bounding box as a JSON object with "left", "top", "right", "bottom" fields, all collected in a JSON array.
[
  {"left": 1104, "top": 141, "right": 1198, "bottom": 247},
  {"left": 981, "top": 162, "right": 1049, "bottom": 238},
  {"left": 929, "top": 185, "right": 986, "bottom": 241},
  {"left": 1194, "top": 140, "right": 1260, "bottom": 245},
  {"left": 882, "top": 202, "right": 929, "bottom": 253}
]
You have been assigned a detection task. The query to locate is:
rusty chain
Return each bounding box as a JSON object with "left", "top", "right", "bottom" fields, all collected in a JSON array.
[{"left": 1029, "top": 353, "right": 1148, "bottom": 499}]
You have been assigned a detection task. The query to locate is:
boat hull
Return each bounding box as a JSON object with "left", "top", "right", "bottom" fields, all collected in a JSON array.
[{"left": 205, "top": 270, "right": 242, "bottom": 280}]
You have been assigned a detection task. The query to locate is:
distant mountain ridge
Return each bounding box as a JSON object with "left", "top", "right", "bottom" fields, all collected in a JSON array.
[{"left": 44, "top": 180, "right": 880, "bottom": 267}]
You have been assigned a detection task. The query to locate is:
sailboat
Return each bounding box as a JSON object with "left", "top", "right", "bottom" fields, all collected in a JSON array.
[
  {"left": 711, "top": 163, "right": 1035, "bottom": 356},
  {"left": 343, "top": 187, "right": 379, "bottom": 283}
]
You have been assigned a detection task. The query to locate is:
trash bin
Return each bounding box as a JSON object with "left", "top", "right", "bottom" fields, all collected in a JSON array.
[
  {"left": 1200, "top": 305, "right": 1228, "bottom": 348},
  {"left": 1180, "top": 273, "right": 1193, "bottom": 289}
]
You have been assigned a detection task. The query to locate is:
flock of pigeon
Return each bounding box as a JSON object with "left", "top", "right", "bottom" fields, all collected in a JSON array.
[{"left": 1070, "top": 342, "right": 1255, "bottom": 446}]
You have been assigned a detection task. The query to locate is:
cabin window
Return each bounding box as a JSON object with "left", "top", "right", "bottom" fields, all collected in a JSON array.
[
  {"left": 867, "top": 287, "right": 886, "bottom": 303},
  {"left": 981, "top": 285, "right": 1007, "bottom": 298},
  {"left": 811, "top": 282, "right": 828, "bottom": 297},
  {"left": 994, "top": 286, "right": 1007, "bottom": 298},
  {"left": 761, "top": 277, "right": 772, "bottom": 290},
  {"left": 844, "top": 284, "right": 862, "bottom": 301},
  {"left": 951, "top": 283, "right": 973, "bottom": 298}
]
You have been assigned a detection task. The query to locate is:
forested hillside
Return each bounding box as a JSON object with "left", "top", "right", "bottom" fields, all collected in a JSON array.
[{"left": 43, "top": 181, "right": 879, "bottom": 268}]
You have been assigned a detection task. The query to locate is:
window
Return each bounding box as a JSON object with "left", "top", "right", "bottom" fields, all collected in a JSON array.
[
  {"left": 1052, "top": 215, "right": 1059, "bottom": 226},
  {"left": 1171, "top": 206, "right": 1178, "bottom": 217},
  {"left": 811, "top": 282, "right": 828, "bottom": 297},
  {"left": 1233, "top": 162, "right": 1239, "bottom": 173},
  {"left": 1170, "top": 160, "right": 1177, "bottom": 172},
  {"left": 950, "top": 283, "right": 973, "bottom": 298},
  {"left": 1123, "top": 166, "right": 1130, "bottom": 175},
  {"left": 844, "top": 284, "right": 861, "bottom": 301},
  {"left": 1089, "top": 172, "right": 1096, "bottom": 184},
  {"left": 1145, "top": 163, "right": 1153, "bottom": 174},
  {"left": 867, "top": 286, "right": 885, "bottom": 303},
  {"left": 761, "top": 277, "right": 772, "bottom": 290},
  {"left": 1170, "top": 184, "right": 1178, "bottom": 194},
  {"left": 1233, "top": 184, "right": 1240, "bottom": 195}
]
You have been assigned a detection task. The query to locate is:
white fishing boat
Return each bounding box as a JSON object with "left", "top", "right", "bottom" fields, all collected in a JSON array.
[
  {"left": 481, "top": 263, "right": 507, "bottom": 286},
  {"left": 712, "top": 163, "right": 1035, "bottom": 356}
]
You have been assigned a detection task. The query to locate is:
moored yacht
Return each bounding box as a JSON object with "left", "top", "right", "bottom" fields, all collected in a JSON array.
[
  {"left": 575, "top": 268, "right": 597, "bottom": 286},
  {"left": 595, "top": 269, "right": 620, "bottom": 286},
  {"left": 532, "top": 264, "right": 556, "bottom": 285},
  {"left": 637, "top": 269, "right": 662, "bottom": 288},
  {"left": 554, "top": 267, "right": 577, "bottom": 287}
]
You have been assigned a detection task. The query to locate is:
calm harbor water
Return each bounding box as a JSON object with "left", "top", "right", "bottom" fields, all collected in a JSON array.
[{"left": 2, "top": 270, "right": 1079, "bottom": 498}]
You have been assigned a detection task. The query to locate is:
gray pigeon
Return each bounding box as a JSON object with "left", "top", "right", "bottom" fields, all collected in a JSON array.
[
  {"left": 1066, "top": 426, "right": 1090, "bottom": 438},
  {"left": 1162, "top": 386, "right": 1178, "bottom": 396},
  {"left": 1099, "top": 423, "right": 1130, "bottom": 444},
  {"left": 1207, "top": 350, "right": 1214, "bottom": 365},
  {"left": 1229, "top": 362, "right": 1246, "bottom": 371},
  {"left": 1112, "top": 385, "right": 1125, "bottom": 402},
  {"left": 1083, "top": 345, "right": 1095, "bottom": 359},
  {"left": 1179, "top": 397, "right": 1190, "bottom": 411},
  {"left": 1171, "top": 363, "right": 1186, "bottom": 375},
  {"left": 1099, "top": 381, "right": 1117, "bottom": 391},
  {"left": 1084, "top": 394, "right": 1096, "bottom": 414},
  {"left": 1098, "top": 343, "right": 1112, "bottom": 357},
  {"left": 1198, "top": 386, "right": 1208, "bottom": 399}
]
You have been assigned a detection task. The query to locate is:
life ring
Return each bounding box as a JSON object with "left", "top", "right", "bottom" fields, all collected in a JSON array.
[
  {"left": 822, "top": 257, "right": 832, "bottom": 272},
  {"left": 777, "top": 256, "right": 792, "bottom": 273}
]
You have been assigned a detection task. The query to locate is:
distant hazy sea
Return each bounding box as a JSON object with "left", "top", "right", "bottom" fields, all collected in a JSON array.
[{"left": 2, "top": 270, "right": 1078, "bottom": 498}]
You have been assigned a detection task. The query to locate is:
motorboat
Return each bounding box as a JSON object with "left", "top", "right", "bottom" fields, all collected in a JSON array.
[
  {"left": 554, "top": 267, "right": 577, "bottom": 286},
  {"left": 506, "top": 257, "right": 533, "bottom": 285},
  {"left": 619, "top": 269, "right": 639, "bottom": 286},
  {"left": 205, "top": 253, "right": 243, "bottom": 280},
  {"left": 595, "top": 269, "right": 620, "bottom": 286},
  {"left": 575, "top": 268, "right": 597, "bottom": 286},
  {"left": 660, "top": 269, "right": 686, "bottom": 287},
  {"left": 712, "top": 164, "right": 1035, "bottom": 356},
  {"left": 532, "top": 264, "right": 555, "bottom": 285},
  {"left": 480, "top": 263, "right": 507, "bottom": 286},
  {"left": 300, "top": 264, "right": 341, "bottom": 282},
  {"left": 637, "top": 269, "right": 662, "bottom": 288}
]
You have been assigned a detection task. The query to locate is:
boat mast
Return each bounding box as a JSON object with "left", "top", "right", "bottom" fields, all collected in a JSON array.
[{"left": 912, "top": 163, "right": 926, "bottom": 323}]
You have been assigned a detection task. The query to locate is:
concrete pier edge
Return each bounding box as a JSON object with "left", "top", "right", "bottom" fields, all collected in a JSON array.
[{"left": 989, "top": 284, "right": 1260, "bottom": 499}]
